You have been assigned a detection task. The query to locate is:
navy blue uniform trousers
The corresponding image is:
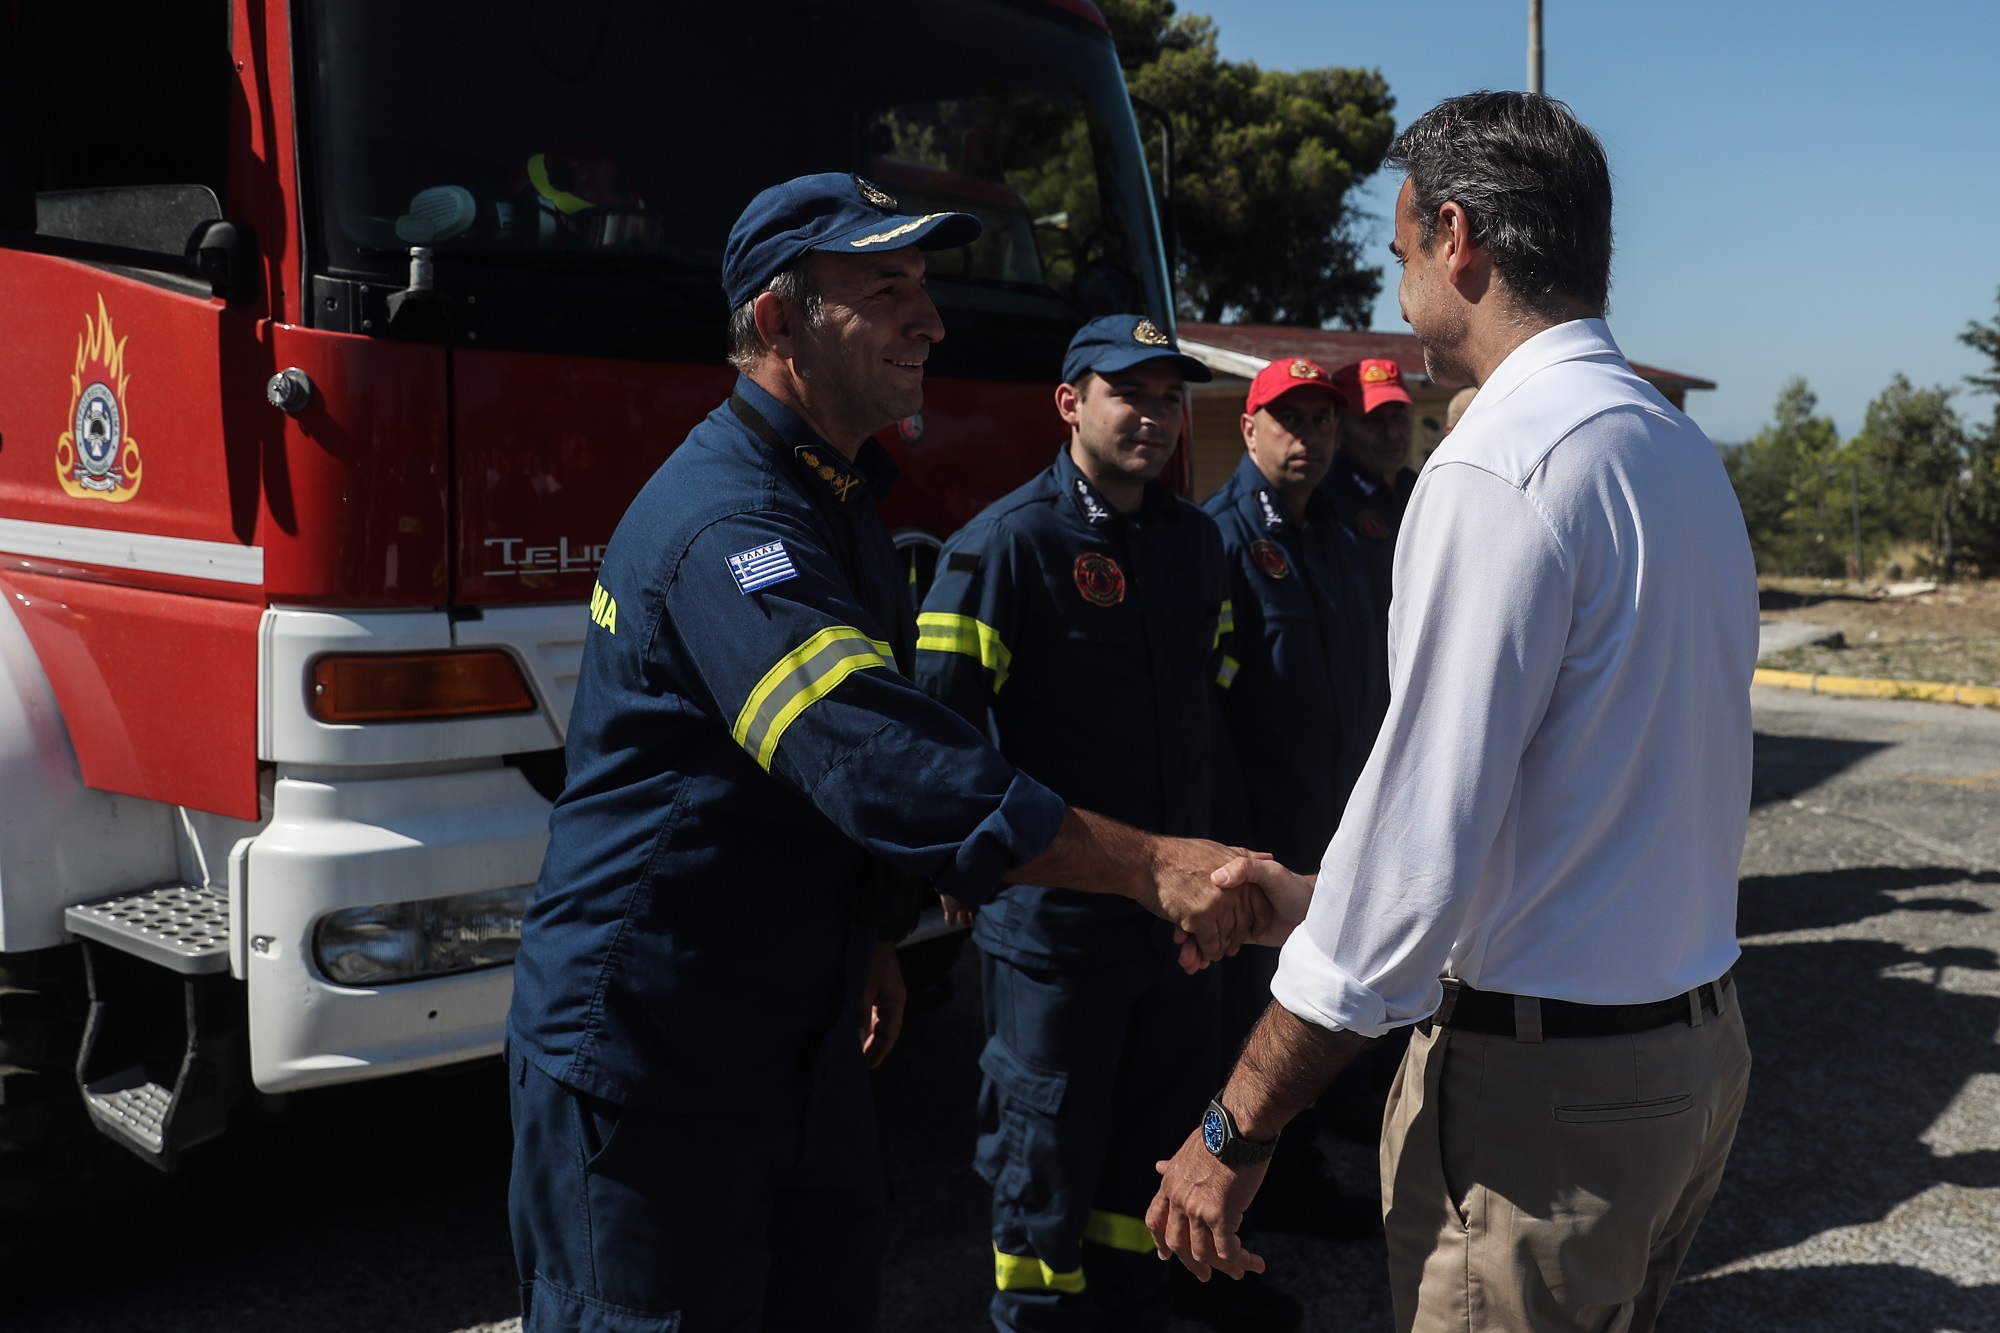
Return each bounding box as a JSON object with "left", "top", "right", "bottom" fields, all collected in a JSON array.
[
  {"left": 977, "top": 919, "right": 1220, "bottom": 1333},
  {"left": 508, "top": 1027, "right": 884, "bottom": 1332}
]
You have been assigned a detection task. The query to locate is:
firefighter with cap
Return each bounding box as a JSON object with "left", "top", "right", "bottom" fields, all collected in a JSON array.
[
  {"left": 916, "top": 317, "right": 1300, "bottom": 1333},
  {"left": 505, "top": 176, "right": 1271, "bottom": 1333},
  {"left": 1322, "top": 358, "right": 1418, "bottom": 617},
  {"left": 1205, "top": 357, "right": 1387, "bottom": 1245}
]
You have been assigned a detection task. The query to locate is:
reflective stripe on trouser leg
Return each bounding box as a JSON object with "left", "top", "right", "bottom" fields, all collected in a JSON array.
[
  {"left": 994, "top": 1245, "right": 1086, "bottom": 1294},
  {"left": 1082, "top": 1210, "right": 1154, "bottom": 1254}
]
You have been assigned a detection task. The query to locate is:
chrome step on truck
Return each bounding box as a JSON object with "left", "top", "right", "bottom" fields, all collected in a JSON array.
[{"left": 63, "top": 884, "right": 244, "bottom": 1169}]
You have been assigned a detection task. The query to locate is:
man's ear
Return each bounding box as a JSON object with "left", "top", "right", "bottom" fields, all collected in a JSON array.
[
  {"left": 1054, "top": 380, "right": 1083, "bottom": 428},
  {"left": 752, "top": 289, "right": 797, "bottom": 362},
  {"left": 1435, "top": 200, "right": 1490, "bottom": 298},
  {"left": 1239, "top": 412, "right": 1257, "bottom": 454}
]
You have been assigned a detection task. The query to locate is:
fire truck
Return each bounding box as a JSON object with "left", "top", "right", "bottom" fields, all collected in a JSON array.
[{"left": 0, "top": 0, "right": 1179, "bottom": 1273}]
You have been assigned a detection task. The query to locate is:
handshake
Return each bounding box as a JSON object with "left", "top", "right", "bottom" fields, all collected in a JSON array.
[{"left": 1006, "top": 808, "right": 1316, "bottom": 970}]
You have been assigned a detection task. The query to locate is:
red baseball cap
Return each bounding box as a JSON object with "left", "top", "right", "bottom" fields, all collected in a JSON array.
[
  {"left": 1328, "top": 358, "right": 1413, "bottom": 415},
  {"left": 1246, "top": 356, "right": 1341, "bottom": 417}
]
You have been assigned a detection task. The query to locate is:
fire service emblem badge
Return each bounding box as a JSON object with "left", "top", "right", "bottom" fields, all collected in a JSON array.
[
  {"left": 1250, "top": 539, "right": 1291, "bottom": 580},
  {"left": 1073, "top": 551, "right": 1126, "bottom": 606},
  {"left": 56, "top": 296, "right": 142, "bottom": 503}
]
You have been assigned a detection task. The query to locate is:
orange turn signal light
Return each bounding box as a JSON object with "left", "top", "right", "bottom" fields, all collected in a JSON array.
[{"left": 308, "top": 650, "right": 536, "bottom": 724}]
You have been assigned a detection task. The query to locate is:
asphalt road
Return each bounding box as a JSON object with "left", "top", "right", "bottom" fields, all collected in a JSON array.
[{"left": 10, "top": 685, "right": 2000, "bottom": 1331}]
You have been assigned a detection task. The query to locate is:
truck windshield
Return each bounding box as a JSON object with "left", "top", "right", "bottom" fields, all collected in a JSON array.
[{"left": 299, "top": 0, "right": 1171, "bottom": 378}]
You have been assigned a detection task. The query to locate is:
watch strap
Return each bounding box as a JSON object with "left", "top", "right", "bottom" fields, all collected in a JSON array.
[{"left": 1202, "top": 1095, "right": 1278, "bottom": 1166}]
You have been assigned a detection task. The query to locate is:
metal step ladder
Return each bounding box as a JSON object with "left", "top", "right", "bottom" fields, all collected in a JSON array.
[{"left": 64, "top": 884, "right": 243, "bottom": 1169}]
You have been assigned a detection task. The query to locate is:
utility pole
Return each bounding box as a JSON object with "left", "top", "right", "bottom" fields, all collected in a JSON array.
[{"left": 1528, "top": 0, "right": 1545, "bottom": 95}]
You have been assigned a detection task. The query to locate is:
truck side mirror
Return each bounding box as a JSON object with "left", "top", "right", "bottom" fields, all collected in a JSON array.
[{"left": 186, "top": 218, "right": 261, "bottom": 305}]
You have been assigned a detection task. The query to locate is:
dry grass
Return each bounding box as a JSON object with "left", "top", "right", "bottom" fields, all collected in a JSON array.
[{"left": 1759, "top": 577, "right": 2000, "bottom": 687}]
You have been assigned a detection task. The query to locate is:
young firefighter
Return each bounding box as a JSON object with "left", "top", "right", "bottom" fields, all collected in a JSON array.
[{"left": 916, "top": 317, "right": 1299, "bottom": 1332}]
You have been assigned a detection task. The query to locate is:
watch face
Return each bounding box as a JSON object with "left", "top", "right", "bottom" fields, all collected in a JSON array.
[{"left": 1202, "top": 1106, "right": 1226, "bottom": 1155}]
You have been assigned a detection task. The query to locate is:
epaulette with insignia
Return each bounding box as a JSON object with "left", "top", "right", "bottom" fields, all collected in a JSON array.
[
  {"left": 1071, "top": 477, "right": 1114, "bottom": 527},
  {"left": 1254, "top": 488, "right": 1287, "bottom": 532},
  {"left": 794, "top": 445, "right": 864, "bottom": 503}
]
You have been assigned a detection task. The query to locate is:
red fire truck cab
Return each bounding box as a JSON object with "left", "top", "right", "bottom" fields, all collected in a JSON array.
[{"left": 0, "top": 0, "right": 1175, "bottom": 1263}]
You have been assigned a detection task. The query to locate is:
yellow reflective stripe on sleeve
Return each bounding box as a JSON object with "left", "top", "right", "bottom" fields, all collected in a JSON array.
[
  {"left": 1082, "top": 1209, "right": 1156, "bottom": 1254},
  {"left": 993, "top": 1245, "right": 1086, "bottom": 1293},
  {"left": 915, "top": 612, "right": 1013, "bottom": 691},
  {"left": 1217, "top": 598, "right": 1236, "bottom": 637},
  {"left": 731, "top": 625, "right": 889, "bottom": 771},
  {"left": 1216, "top": 654, "right": 1240, "bottom": 689}
]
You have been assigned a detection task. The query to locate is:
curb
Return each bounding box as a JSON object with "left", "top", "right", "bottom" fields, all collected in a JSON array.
[{"left": 1753, "top": 667, "right": 2000, "bottom": 709}]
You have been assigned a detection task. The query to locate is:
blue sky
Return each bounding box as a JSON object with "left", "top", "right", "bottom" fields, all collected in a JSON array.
[{"left": 1190, "top": 0, "right": 2000, "bottom": 443}]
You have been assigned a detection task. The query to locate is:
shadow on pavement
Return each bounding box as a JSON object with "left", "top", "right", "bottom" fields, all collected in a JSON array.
[
  {"left": 1666, "top": 864, "right": 2000, "bottom": 1330},
  {"left": 1751, "top": 732, "right": 1891, "bottom": 808}
]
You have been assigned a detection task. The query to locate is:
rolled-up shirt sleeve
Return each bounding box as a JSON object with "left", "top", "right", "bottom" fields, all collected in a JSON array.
[{"left": 1271, "top": 461, "right": 1573, "bottom": 1036}]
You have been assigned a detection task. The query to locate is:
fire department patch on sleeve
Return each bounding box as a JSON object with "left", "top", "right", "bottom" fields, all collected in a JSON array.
[
  {"left": 1073, "top": 551, "right": 1125, "bottom": 606},
  {"left": 728, "top": 541, "right": 798, "bottom": 594},
  {"left": 1250, "top": 540, "right": 1291, "bottom": 580}
]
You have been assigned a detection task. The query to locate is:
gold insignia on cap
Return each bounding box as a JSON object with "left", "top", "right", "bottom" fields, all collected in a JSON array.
[
  {"left": 1132, "top": 318, "right": 1170, "bottom": 347},
  {"left": 1288, "top": 358, "right": 1325, "bottom": 380},
  {"left": 850, "top": 213, "right": 945, "bottom": 248},
  {"left": 855, "top": 177, "right": 898, "bottom": 210},
  {"left": 1362, "top": 362, "right": 1395, "bottom": 384}
]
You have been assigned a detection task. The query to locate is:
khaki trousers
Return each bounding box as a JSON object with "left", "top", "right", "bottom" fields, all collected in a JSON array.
[{"left": 1379, "top": 986, "right": 1750, "bottom": 1333}]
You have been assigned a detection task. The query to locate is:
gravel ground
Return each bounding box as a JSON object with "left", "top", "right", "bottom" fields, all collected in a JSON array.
[
  {"left": 1760, "top": 578, "right": 2000, "bottom": 687},
  {"left": 7, "top": 688, "right": 1998, "bottom": 1331}
]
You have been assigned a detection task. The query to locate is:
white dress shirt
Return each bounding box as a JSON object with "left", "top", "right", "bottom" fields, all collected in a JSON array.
[{"left": 1271, "top": 319, "right": 1759, "bottom": 1038}]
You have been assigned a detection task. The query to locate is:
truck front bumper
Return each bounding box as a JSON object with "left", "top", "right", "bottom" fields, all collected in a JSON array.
[{"left": 243, "top": 763, "right": 550, "bottom": 1093}]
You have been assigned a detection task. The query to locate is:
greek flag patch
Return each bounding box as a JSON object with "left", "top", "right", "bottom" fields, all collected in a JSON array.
[{"left": 728, "top": 541, "right": 798, "bottom": 594}]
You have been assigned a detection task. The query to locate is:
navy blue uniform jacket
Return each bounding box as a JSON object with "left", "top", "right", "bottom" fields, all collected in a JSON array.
[
  {"left": 1207, "top": 454, "right": 1385, "bottom": 871},
  {"left": 508, "top": 376, "right": 1066, "bottom": 1110},
  {"left": 914, "top": 447, "right": 1227, "bottom": 966}
]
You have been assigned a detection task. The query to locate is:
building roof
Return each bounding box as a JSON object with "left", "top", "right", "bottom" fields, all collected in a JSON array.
[{"left": 1177, "top": 322, "right": 1716, "bottom": 393}]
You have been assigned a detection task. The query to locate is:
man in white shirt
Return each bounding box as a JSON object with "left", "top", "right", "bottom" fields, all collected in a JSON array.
[{"left": 1147, "top": 92, "right": 1758, "bottom": 1333}]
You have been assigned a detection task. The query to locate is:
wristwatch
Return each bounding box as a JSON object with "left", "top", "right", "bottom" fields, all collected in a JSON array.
[{"left": 1200, "top": 1094, "right": 1278, "bottom": 1166}]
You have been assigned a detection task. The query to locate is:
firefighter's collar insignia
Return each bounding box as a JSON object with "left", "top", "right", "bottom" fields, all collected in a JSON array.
[
  {"left": 1254, "top": 488, "right": 1287, "bottom": 532},
  {"left": 855, "top": 176, "right": 897, "bottom": 210},
  {"left": 57, "top": 294, "right": 143, "bottom": 503},
  {"left": 1070, "top": 476, "right": 1114, "bottom": 527},
  {"left": 795, "top": 445, "right": 864, "bottom": 503},
  {"left": 1132, "top": 318, "right": 1170, "bottom": 347}
]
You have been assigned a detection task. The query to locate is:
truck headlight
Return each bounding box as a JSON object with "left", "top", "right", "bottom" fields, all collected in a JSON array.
[{"left": 312, "top": 885, "right": 533, "bottom": 986}]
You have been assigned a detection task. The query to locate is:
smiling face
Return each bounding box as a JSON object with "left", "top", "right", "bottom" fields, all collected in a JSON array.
[
  {"left": 1243, "top": 386, "right": 1339, "bottom": 502},
  {"left": 1057, "top": 359, "right": 1186, "bottom": 507},
  {"left": 789, "top": 247, "right": 944, "bottom": 445}
]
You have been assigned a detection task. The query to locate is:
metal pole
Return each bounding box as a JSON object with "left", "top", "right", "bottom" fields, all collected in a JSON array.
[
  {"left": 1851, "top": 466, "right": 1864, "bottom": 582},
  {"left": 1528, "top": 0, "right": 1544, "bottom": 96}
]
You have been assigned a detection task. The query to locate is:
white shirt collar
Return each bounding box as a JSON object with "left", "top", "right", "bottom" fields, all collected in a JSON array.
[{"left": 1455, "top": 318, "right": 1624, "bottom": 428}]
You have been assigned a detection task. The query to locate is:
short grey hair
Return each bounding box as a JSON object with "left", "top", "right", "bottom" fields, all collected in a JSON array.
[
  {"left": 1388, "top": 91, "right": 1613, "bottom": 319},
  {"left": 726, "top": 261, "right": 823, "bottom": 370}
]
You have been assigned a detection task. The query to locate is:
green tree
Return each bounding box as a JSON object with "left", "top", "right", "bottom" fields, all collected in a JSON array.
[
  {"left": 1849, "top": 375, "right": 1968, "bottom": 580},
  {"left": 1103, "top": 0, "right": 1396, "bottom": 327},
  {"left": 1957, "top": 288, "right": 2000, "bottom": 575},
  {"left": 1723, "top": 379, "right": 1847, "bottom": 577}
]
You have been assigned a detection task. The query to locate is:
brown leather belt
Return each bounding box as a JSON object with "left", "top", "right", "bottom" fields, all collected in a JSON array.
[{"left": 1423, "top": 970, "right": 1734, "bottom": 1040}]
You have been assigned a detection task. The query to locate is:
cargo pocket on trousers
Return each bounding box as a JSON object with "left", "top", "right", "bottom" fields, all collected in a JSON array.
[
  {"left": 975, "top": 1038, "right": 1070, "bottom": 1218},
  {"left": 526, "top": 1272, "right": 681, "bottom": 1332},
  {"left": 1553, "top": 1093, "right": 1693, "bottom": 1124}
]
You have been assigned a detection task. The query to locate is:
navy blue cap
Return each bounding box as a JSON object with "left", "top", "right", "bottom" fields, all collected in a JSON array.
[
  {"left": 722, "top": 173, "right": 983, "bottom": 309},
  {"left": 1060, "top": 314, "right": 1214, "bottom": 386}
]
